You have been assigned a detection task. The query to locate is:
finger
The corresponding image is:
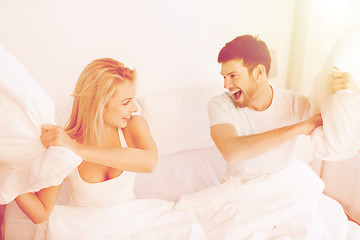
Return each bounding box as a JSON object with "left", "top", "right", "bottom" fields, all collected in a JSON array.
[
  {"left": 40, "top": 133, "right": 55, "bottom": 143},
  {"left": 41, "top": 124, "right": 57, "bottom": 133},
  {"left": 40, "top": 136, "right": 50, "bottom": 148},
  {"left": 331, "top": 86, "right": 347, "bottom": 93},
  {"left": 331, "top": 71, "right": 351, "bottom": 81},
  {"left": 333, "top": 66, "right": 341, "bottom": 72},
  {"left": 331, "top": 72, "right": 346, "bottom": 79},
  {"left": 331, "top": 79, "right": 348, "bottom": 88},
  {"left": 331, "top": 81, "right": 348, "bottom": 87}
]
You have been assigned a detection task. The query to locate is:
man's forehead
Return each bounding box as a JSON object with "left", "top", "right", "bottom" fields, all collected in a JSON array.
[{"left": 220, "top": 59, "right": 245, "bottom": 75}]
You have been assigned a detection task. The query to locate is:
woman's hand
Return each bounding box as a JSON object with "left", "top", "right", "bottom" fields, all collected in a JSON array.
[
  {"left": 330, "top": 67, "right": 360, "bottom": 94},
  {"left": 40, "top": 124, "right": 77, "bottom": 151}
]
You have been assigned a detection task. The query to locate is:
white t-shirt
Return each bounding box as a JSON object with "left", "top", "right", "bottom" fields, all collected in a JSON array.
[{"left": 208, "top": 87, "right": 311, "bottom": 181}]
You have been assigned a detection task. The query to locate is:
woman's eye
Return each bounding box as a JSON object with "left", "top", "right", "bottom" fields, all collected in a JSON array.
[
  {"left": 231, "top": 74, "right": 237, "bottom": 79},
  {"left": 122, "top": 101, "right": 130, "bottom": 106}
]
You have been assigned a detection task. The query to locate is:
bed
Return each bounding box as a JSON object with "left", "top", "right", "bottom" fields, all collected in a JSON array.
[
  {"left": 321, "top": 154, "right": 360, "bottom": 224},
  {"left": 1, "top": 83, "right": 226, "bottom": 239},
  {"left": 1, "top": 44, "right": 360, "bottom": 239}
]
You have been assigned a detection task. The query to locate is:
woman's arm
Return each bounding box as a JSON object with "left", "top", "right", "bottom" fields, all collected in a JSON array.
[
  {"left": 76, "top": 115, "right": 158, "bottom": 172},
  {"left": 41, "top": 115, "right": 158, "bottom": 173},
  {"left": 15, "top": 184, "right": 61, "bottom": 224}
]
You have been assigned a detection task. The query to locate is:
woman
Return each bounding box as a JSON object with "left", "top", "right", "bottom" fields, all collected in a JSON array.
[{"left": 15, "top": 58, "right": 204, "bottom": 239}]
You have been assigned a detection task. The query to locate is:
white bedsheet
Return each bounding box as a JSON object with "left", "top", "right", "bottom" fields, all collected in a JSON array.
[{"left": 175, "top": 161, "right": 360, "bottom": 240}]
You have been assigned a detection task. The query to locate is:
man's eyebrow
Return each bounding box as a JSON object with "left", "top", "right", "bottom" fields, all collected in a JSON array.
[{"left": 221, "top": 71, "right": 237, "bottom": 76}]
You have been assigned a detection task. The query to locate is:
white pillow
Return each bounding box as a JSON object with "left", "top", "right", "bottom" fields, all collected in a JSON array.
[
  {"left": 137, "top": 86, "right": 223, "bottom": 156},
  {"left": 311, "top": 25, "right": 360, "bottom": 161},
  {"left": 312, "top": 25, "right": 360, "bottom": 114},
  {"left": 134, "top": 146, "right": 226, "bottom": 201},
  {"left": 0, "top": 44, "right": 81, "bottom": 204},
  {"left": 311, "top": 91, "right": 360, "bottom": 161}
]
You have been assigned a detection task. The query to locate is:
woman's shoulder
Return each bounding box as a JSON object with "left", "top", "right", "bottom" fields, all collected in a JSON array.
[
  {"left": 122, "top": 115, "right": 150, "bottom": 138},
  {"left": 126, "top": 115, "right": 148, "bottom": 128}
]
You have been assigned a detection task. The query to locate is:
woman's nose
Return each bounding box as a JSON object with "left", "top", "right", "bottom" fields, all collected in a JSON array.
[{"left": 131, "top": 101, "right": 139, "bottom": 113}]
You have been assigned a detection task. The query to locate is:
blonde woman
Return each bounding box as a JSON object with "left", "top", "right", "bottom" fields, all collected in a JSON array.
[{"left": 15, "top": 58, "right": 204, "bottom": 239}]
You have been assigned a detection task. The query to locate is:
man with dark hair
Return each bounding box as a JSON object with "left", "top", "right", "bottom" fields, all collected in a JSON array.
[
  {"left": 176, "top": 35, "right": 359, "bottom": 239},
  {"left": 209, "top": 35, "right": 321, "bottom": 169}
]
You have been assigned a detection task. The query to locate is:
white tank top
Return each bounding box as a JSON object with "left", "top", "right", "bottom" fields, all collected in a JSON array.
[{"left": 67, "top": 129, "right": 136, "bottom": 207}]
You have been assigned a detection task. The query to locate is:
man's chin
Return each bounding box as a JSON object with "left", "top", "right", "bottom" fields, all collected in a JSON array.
[{"left": 234, "top": 100, "right": 246, "bottom": 108}]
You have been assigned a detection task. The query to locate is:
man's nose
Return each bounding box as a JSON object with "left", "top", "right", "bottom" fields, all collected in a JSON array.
[{"left": 224, "top": 78, "right": 233, "bottom": 90}]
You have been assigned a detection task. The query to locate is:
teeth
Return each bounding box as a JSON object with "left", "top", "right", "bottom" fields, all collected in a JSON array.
[{"left": 234, "top": 90, "right": 241, "bottom": 99}]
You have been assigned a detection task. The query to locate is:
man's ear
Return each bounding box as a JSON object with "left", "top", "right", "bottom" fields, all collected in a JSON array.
[{"left": 252, "top": 64, "right": 266, "bottom": 80}]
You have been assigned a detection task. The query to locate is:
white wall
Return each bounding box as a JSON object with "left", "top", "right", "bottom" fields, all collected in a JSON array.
[
  {"left": 287, "top": 0, "right": 360, "bottom": 95},
  {"left": 0, "top": 0, "right": 295, "bottom": 115}
]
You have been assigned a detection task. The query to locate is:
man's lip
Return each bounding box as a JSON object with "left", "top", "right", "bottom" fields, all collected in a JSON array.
[{"left": 233, "top": 90, "right": 241, "bottom": 100}]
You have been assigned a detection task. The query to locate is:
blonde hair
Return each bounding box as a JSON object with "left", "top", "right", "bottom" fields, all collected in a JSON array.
[{"left": 65, "top": 58, "right": 136, "bottom": 146}]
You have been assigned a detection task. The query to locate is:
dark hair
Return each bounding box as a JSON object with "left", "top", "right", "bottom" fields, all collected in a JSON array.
[{"left": 218, "top": 35, "right": 271, "bottom": 76}]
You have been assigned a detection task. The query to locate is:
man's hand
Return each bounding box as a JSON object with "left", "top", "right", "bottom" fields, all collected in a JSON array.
[
  {"left": 330, "top": 67, "right": 360, "bottom": 94},
  {"left": 299, "top": 114, "right": 323, "bottom": 136}
]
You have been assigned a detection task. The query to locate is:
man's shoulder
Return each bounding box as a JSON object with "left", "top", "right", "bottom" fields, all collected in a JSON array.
[
  {"left": 275, "top": 87, "right": 309, "bottom": 101},
  {"left": 209, "top": 92, "right": 234, "bottom": 106},
  {"left": 274, "top": 87, "right": 311, "bottom": 116}
]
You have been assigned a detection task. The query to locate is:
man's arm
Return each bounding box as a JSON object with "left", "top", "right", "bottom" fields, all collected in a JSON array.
[{"left": 210, "top": 114, "right": 322, "bottom": 163}]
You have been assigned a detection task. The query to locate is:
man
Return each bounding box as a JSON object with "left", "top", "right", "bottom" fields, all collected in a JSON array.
[
  {"left": 176, "top": 35, "right": 359, "bottom": 239},
  {"left": 209, "top": 35, "right": 321, "bottom": 181}
]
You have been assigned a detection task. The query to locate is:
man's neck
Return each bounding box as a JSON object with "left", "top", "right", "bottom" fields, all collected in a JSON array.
[{"left": 248, "top": 84, "right": 273, "bottom": 111}]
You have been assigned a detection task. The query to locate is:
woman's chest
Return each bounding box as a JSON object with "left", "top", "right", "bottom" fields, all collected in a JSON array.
[{"left": 78, "top": 162, "right": 123, "bottom": 183}]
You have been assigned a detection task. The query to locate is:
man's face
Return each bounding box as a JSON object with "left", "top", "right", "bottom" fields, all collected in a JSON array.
[{"left": 220, "top": 59, "right": 258, "bottom": 108}]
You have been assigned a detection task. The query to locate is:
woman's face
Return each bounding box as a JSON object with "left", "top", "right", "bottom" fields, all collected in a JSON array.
[{"left": 103, "top": 81, "right": 138, "bottom": 129}]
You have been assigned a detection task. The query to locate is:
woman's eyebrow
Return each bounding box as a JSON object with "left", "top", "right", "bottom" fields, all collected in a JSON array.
[{"left": 121, "top": 97, "right": 132, "bottom": 102}]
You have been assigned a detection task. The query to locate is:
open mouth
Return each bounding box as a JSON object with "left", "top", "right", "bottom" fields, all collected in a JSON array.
[
  {"left": 123, "top": 116, "right": 131, "bottom": 121},
  {"left": 233, "top": 90, "right": 242, "bottom": 100}
]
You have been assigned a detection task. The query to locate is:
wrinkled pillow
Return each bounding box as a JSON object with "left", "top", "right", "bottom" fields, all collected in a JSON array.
[
  {"left": 312, "top": 90, "right": 360, "bottom": 161},
  {"left": 311, "top": 25, "right": 360, "bottom": 161},
  {"left": 0, "top": 44, "right": 81, "bottom": 204}
]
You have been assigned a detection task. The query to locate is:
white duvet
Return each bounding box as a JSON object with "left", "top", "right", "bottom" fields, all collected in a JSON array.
[
  {"left": 35, "top": 198, "right": 205, "bottom": 240},
  {"left": 175, "top": 161, "right": 360, "bottom": 240},
  {"left": 0, "top": 44, "right": 81, "bottom": 204},
  {"left": 311, "top": 25, "right": 360, "bottom": 161}
]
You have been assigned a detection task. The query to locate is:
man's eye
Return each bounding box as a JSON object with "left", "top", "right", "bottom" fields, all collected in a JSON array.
[
  {"left": 122, "top": 101, "right": 130, "bottom": 105},
  {"left": 230, "top": 74, "right": 237, "bottom": 79}
]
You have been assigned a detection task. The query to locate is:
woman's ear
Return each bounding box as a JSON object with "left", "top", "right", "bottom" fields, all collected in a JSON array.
[{"left": 252, "top": 64, "right": 266, "bottom": 80}]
